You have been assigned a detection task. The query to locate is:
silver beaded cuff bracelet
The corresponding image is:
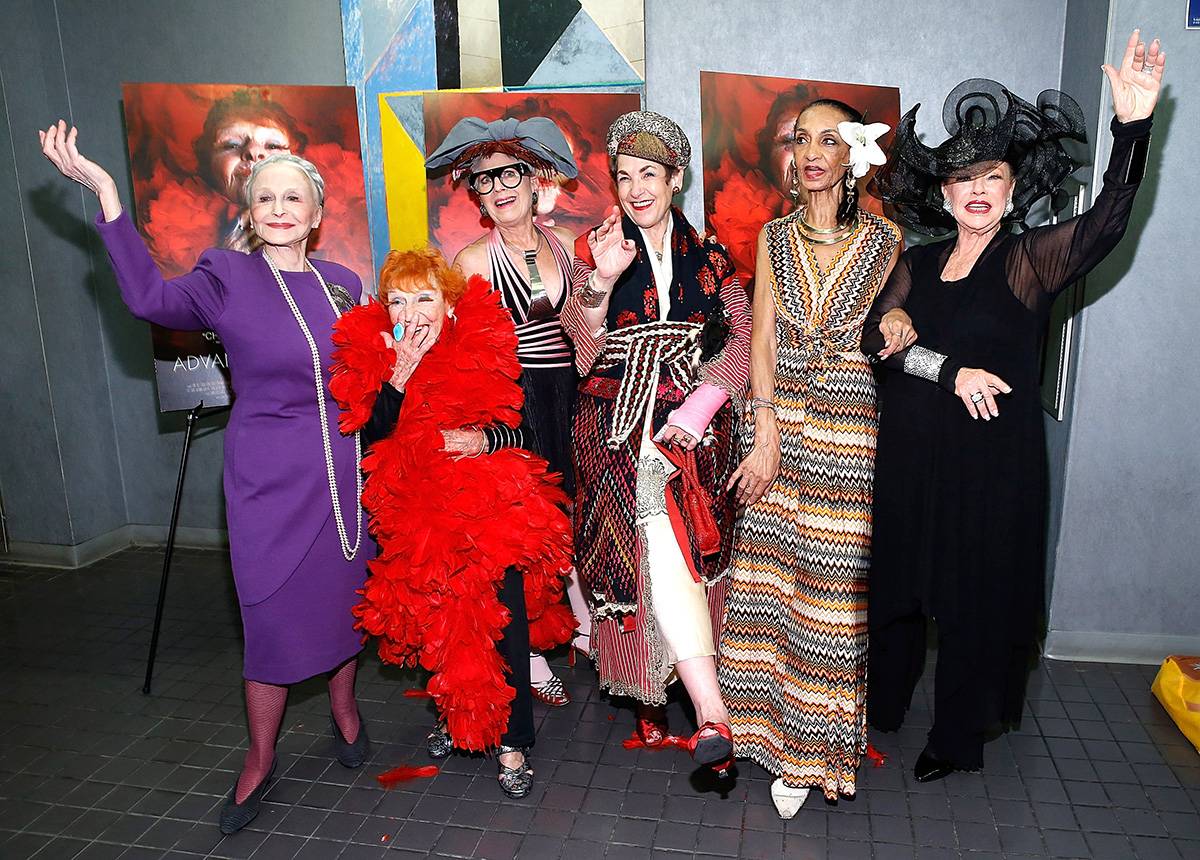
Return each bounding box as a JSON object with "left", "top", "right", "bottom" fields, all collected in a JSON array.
[{"left": 902, "top": 345, "right": 948, "bottom": 383}]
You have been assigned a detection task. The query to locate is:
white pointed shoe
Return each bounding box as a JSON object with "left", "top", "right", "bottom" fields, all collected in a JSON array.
[{"left": 770, "top": 777, "right": 810, "bottom": 819}]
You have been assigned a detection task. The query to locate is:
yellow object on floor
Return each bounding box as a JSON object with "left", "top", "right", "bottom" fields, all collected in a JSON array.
[{"left": 1151, "top": 655, "right": 1200, "bottom": 753}]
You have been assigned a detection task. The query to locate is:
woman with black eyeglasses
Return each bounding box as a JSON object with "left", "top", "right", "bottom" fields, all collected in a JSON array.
[{"left": 425, "top": 118, "right": 592, "bottom": 712}]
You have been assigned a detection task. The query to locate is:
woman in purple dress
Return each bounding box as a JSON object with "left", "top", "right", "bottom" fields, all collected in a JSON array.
[{"left": 40, "top": 121, "right": 370, "bottom": 833}]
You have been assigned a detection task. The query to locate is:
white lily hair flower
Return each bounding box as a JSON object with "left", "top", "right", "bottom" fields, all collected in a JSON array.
[{"left": 837, "top": 120, "right": 890, "bottom": 179}]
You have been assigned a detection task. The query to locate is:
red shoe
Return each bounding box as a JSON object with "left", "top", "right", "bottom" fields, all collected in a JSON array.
[
  {"left": 529, "top": 675, "right": 571, "bottom": 707},
  {"left": 687, "top": 722, "right": 733, "bottom": 776},
  {"left": 636, "top": 705, "right": 668, "bottom": 747}
]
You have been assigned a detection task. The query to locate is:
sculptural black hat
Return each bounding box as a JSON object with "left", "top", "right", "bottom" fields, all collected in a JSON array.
[{"left": 870, "top": 79, "right": 1088, "bottom": 235}]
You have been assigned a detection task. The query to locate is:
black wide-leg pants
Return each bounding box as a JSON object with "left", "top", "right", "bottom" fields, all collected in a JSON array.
[
  {"left": 868, "top": 604, "right": 1025, "bottom": 771},
  {"left": 497, "top": 566, "right": 534, "bottom": 748}
]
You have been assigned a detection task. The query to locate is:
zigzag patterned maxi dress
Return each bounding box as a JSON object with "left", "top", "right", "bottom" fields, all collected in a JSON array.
[{"left": 718, "top": 209, "right": 900, "bottom": 798}]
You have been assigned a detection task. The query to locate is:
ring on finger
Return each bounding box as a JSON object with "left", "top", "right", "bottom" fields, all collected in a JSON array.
[{"left": 970, "top": 391, "right": 985, "bottom": 403}]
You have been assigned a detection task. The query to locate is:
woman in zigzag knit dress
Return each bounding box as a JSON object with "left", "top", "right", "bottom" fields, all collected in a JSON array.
[{"left": 717, "top": 100, "right": 905, "bottom": 817}]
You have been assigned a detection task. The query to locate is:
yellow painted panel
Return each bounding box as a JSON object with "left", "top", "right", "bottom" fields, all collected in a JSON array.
[{"left": 379, "top": 94, "right": 428, "bottom": 253}]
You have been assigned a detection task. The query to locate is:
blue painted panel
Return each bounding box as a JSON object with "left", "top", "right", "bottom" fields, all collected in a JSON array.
[
  {"left": 523, "top": 8, "right": 641, "bottom": 89},
  {"left": 345, "top": 0, "right": 437, "bottom": 272}
]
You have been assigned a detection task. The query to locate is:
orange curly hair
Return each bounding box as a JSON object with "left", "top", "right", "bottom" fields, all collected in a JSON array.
[{"left": 377, "top": 247, "right": 468, "bottom": 305}]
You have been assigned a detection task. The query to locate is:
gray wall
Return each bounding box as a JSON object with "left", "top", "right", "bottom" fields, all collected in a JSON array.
[
  {"left": 644, "top": 0, "right": 1069, "bottom": 228},
  {"left": 0, "top": 0, "right": 346, "bottom": 559},
  {"left": 1043, "top": 0, "right": 1111, "bottom": 598},
  {"left": 1046, "top": 0, "right": 1200, "bottom": 662}
]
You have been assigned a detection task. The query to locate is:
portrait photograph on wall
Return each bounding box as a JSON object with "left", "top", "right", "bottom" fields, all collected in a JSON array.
[
  {"left": 700, "top": 71, "right": 899, "bottom": 287},
  {"left": 420, "top": 89, "right": 640, "bottom": 260},
  {"left": 341, "top": 0, "right": 644, "bottom": 273},
  {"left": 120, "top": 82, "right": 371, "bottom": 411}
]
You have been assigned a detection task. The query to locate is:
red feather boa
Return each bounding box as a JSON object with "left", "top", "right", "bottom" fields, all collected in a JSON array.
[{"left": 330, "top": 277, "right": 575, "bottom": 751}]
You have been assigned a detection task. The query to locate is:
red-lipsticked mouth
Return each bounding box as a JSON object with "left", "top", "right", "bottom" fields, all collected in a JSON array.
[{"left": 964, "top": 201, "right": 992, "bottom": 214}]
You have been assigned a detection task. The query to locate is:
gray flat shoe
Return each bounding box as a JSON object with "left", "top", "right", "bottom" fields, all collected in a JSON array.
[
  {"left": 331, "top": 711, "right": 370, "bottom": 768},
  {"left": 218, "top": 757, "right": 277, "bottom": 835}
]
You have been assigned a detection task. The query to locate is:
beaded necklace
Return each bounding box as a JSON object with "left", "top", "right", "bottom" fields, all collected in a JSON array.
[{"left": 262, "top": 248, "right": 363, "bottom": 562}]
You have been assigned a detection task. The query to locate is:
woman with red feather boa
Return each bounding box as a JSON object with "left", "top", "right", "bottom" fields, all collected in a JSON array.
[{"left": 329, "top": 248, "right": 575, "bottom": 798}]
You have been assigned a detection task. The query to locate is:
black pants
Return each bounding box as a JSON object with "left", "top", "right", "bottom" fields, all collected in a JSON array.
[
  {"left": 497, "top": 566, "right": 534, "bottom": 748},
  {"left": 868, "top": 607, "right": 989, "bottom": 770}
]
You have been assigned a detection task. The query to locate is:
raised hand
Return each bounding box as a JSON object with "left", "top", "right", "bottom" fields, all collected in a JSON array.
[
  {"left": 1102, "top": 28, "right": 1165, "bottom": 123},
  {"left": 39, "top": 120, "right": 122, "bottom": 219},
  {"left": 588, "top": 205, "right": 637, "bottom": 282},
  {"left": 380, "top": 322, "right": 436, "bottom": 392}
]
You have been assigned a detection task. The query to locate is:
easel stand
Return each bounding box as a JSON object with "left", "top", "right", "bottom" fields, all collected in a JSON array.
[{"left": 142, "top": 401, "right": 229, "bottom": 694}]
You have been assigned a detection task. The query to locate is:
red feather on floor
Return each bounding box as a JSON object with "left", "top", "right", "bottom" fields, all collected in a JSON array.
[{"left": 376, "top": 765, "right": 440, "bottom": 787}]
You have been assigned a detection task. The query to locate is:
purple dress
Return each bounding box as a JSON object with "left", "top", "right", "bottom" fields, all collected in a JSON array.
[{"left": 97, "top": 211, "right": 366, "bottom": 684}]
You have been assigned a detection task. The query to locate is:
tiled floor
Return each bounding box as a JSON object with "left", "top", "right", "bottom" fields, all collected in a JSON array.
[{"left": 1, "top": 548, "right": 1198, "bottom": 859}]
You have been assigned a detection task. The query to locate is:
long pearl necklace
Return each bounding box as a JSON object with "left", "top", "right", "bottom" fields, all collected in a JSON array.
[{"left": 262, "top": 248, "right": 363, "bottom": 562}]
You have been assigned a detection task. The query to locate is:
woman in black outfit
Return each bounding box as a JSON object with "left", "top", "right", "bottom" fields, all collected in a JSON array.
[{"left": 862, "top": 29, "right": 1165, "bottom": 781}]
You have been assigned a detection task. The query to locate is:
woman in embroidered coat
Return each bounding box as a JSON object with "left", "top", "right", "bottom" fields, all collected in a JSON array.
[
  {"left": 560, "top": 111, "right": 751, "bottom": 772},
  {"left": 330, "top": 248, "right": 574, "bottom": 797}
]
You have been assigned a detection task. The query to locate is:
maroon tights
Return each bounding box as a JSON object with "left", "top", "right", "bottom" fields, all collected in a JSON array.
[{"left": 234, "top": 658, "right": 360, "bottom": 803}]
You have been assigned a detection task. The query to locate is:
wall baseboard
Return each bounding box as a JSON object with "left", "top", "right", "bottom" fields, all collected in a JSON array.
[
  {"left": 2, "top": 525, "right": 228, "bottom": 569},
  {"left": 1044, "top": 630, "right": 1200, "bottom": 666}
]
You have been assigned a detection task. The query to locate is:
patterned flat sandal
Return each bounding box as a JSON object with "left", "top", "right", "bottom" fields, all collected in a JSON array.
[
  {"left": 497, "top": 745, "right": 534, "bottom": 798},
  {"left": 530, "top": 674, "right": 571, "bottom": 707},
  {"left": 426, "top": 726, "right": 453, "bottom": 759}
]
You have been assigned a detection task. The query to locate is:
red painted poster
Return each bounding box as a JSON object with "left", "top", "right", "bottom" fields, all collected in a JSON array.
[
  {"left": 700, "top": 72, "right": 899, "bottom": 288},
  {"left": 121, "top": 83, "right": 370, "bottom": 411}
]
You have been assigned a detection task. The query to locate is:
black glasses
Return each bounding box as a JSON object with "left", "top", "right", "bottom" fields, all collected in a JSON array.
[{"left": 468, "top": 162, "right": 531, "bottom": 195}]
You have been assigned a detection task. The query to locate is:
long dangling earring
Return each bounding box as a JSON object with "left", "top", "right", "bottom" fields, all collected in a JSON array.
[
  {"left": 788, "top": 161, "right": 800, "bottom": 202},
  {"left": 479, "top": 202, "right": 488, "bottom": 218}
]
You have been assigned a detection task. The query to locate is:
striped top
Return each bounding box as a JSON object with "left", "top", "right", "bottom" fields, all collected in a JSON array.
[{"left": 486, "top": 226, "right": 573, "bottom": 369}]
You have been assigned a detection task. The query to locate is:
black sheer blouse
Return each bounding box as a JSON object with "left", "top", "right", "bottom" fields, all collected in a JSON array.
[
  {"left": 862, "top": 115, "right": 1153, "bottom": 387},
  {"left": 863, "top": 114, "right": 1153, "bottom": 685}
]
